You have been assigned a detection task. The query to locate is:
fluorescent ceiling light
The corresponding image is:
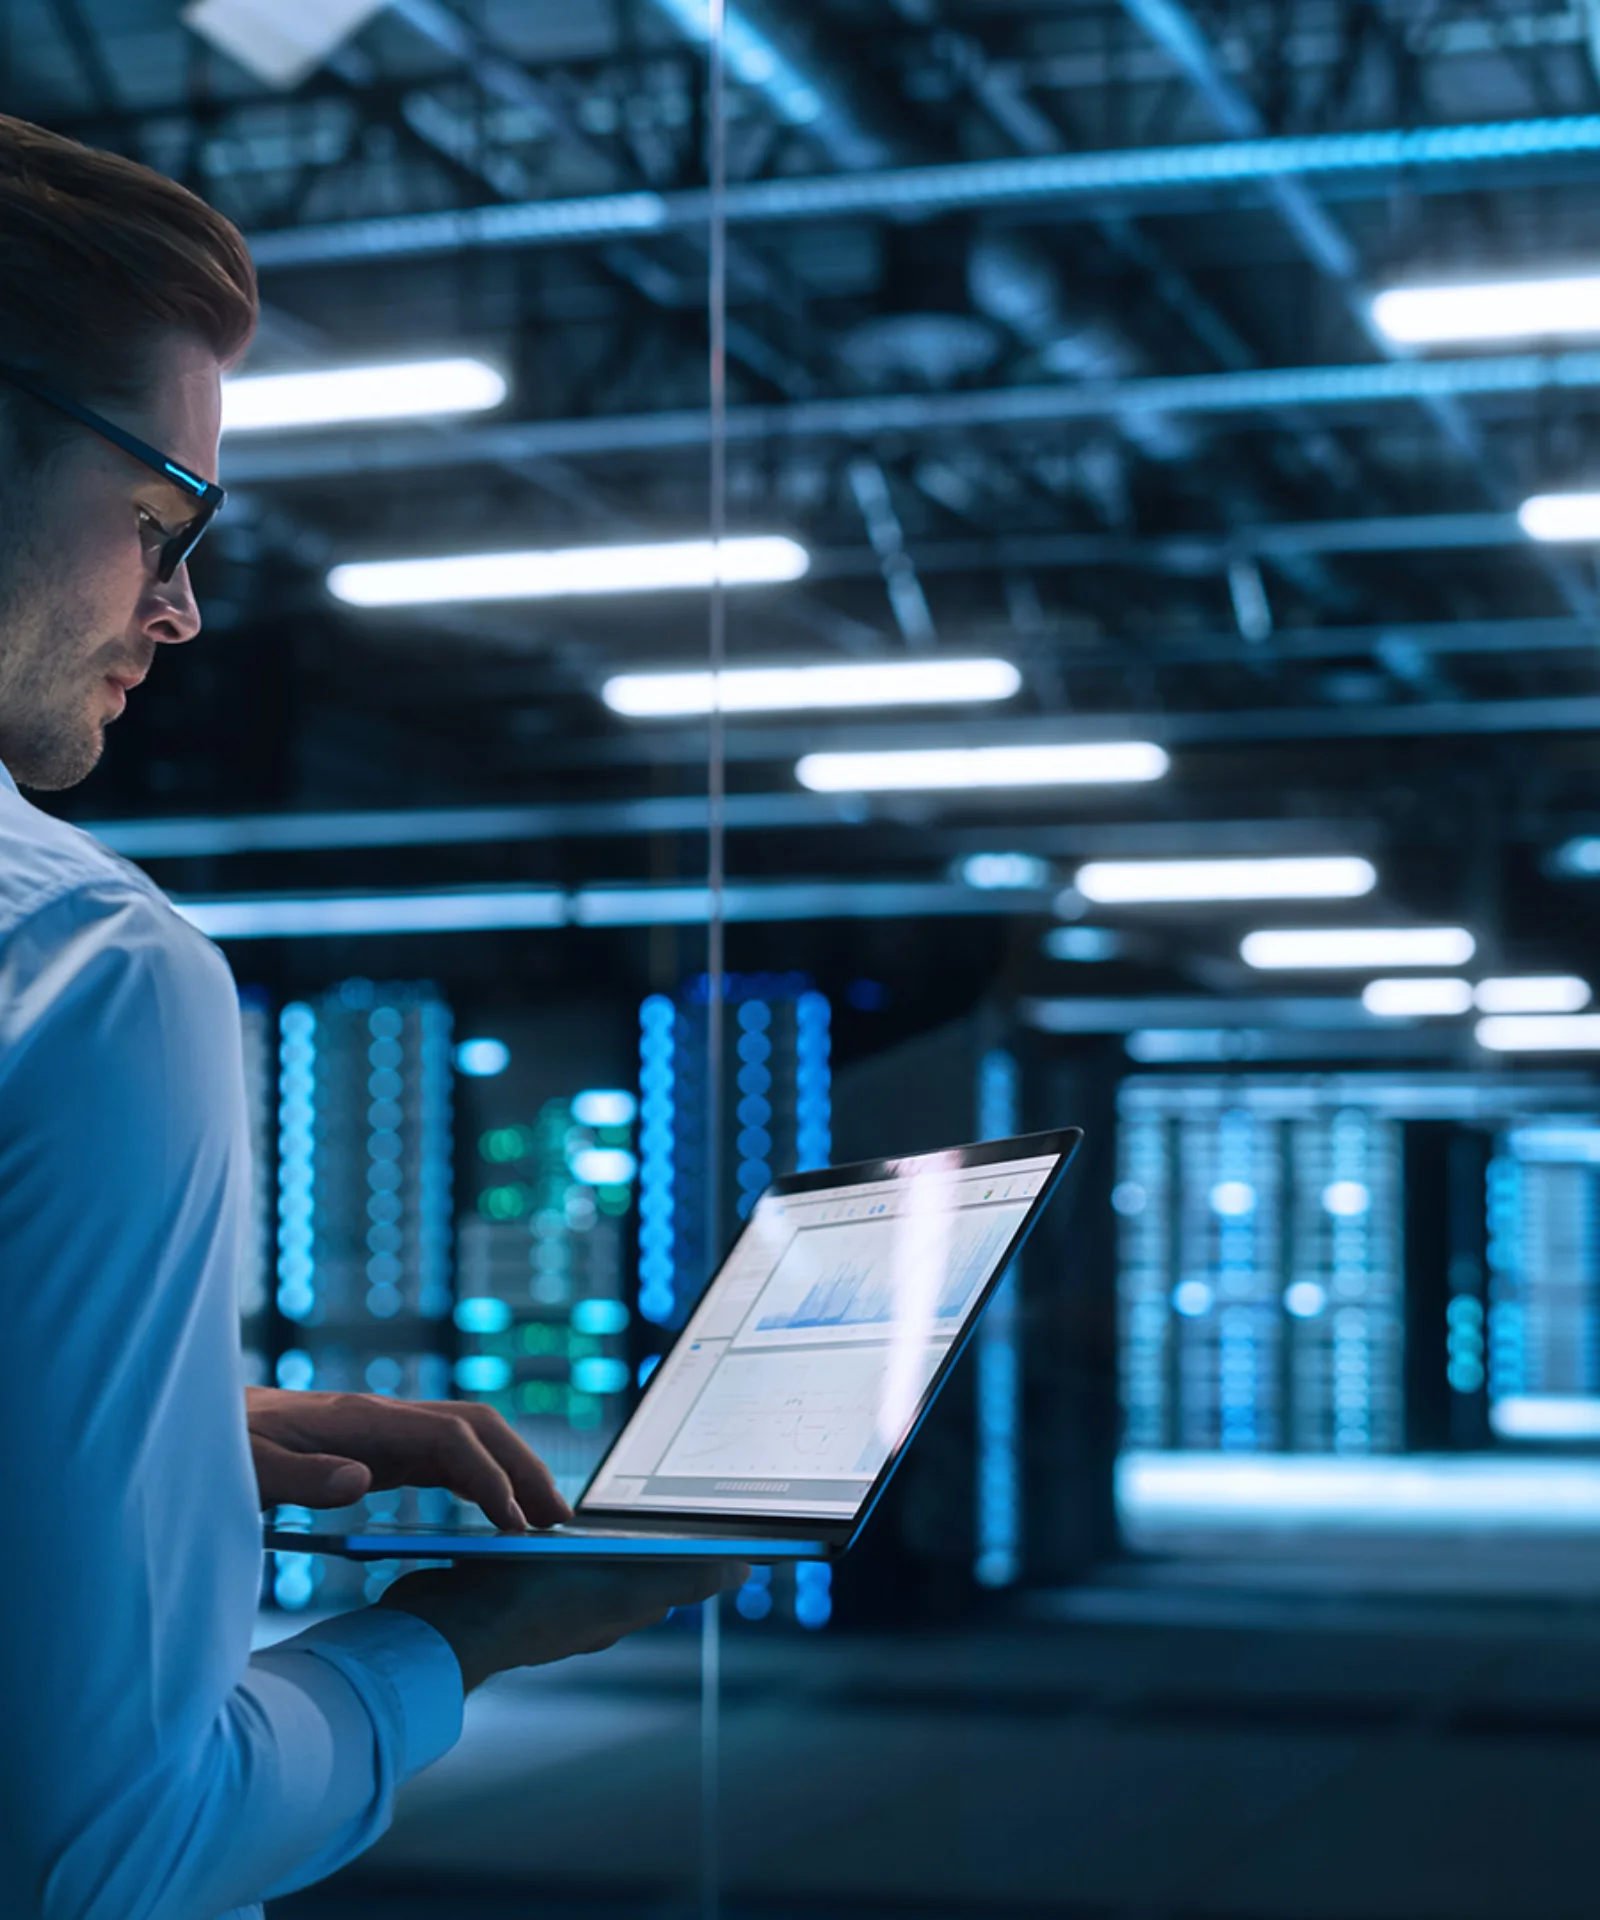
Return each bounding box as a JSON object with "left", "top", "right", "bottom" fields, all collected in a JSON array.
[
  {"left": 795, "top": 742, "right": 1169, "bottom": 793},
  {"left": 1076, "top": 855, "right": 1376, "bottom": 905},
  {"left": 1476, "top": 1013, "right": 1600, "bottom": 1052},
  {"left": 960, "top": 852, "right": 1052, "bottom": 891},
  {"left": 572, "top": 1090, "right": 638, "bottom": 1128},
  {"left": 602, "top": 657, "right": 1019, "bottom": 717},
  {"left": 1117, "top": 1450, "right": 1600, "bottom": 1531},
  {"left": 223, "top": 359, "right": 506, "bottom": 433},
  {"left": 1372, "top": 273, "right": 1600, "bottom": 346},
  {"left": 1490, "top": 1396, "right": 1600, "bottom": 1441},
  {"left": 1241, "top": 927, "right": 1476, "bottom": 970},
  {"left": 328, "top": 536, "right": 809, "bottom": 607},
  {"left": 1362, "top": 977, "right": 1474, "bottom": 1017},
  {"left": 1042, "top": 926, "right": 1122, "bottom": 963},
  {"left": 1518, "top": 493, "right": 1600, "bottom": 542},
  {"left": 1474, "top": 975, "right": 1592, "bottom": 1014}
]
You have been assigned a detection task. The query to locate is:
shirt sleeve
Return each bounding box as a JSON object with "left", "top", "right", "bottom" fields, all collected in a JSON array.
[{"left": 0, "top": 883, "right": 463, "bottom": 1920}]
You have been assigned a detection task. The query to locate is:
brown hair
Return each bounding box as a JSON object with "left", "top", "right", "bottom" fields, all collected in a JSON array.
[{"left": 0, "top": 113, "right": 257, "bottom": 461}]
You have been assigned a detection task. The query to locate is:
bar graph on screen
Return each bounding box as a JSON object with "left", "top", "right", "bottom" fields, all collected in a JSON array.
[{"left": 751, "top": 1212, "right": 1023, "bottom": 1338}]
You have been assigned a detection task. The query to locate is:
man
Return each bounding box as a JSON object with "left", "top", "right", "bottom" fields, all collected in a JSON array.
[{"left": 0, "top": 114, "right": 741, "bottom": 1920}]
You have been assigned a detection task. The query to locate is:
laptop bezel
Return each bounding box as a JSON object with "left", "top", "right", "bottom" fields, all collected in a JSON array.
[{"left": 573, "top": 1127, "right": 1083, "bottom": 1548}]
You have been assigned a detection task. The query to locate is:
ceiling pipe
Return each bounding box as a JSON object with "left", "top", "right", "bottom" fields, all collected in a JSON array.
[
  {"left": 222, "top": 348, "right": 1600, "bottom": 481},
  {"left": 245, "top": 115, "right": 1600, "bottom": 268}
]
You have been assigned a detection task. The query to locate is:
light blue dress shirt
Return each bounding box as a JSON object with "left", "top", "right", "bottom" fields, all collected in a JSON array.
[{"left": 0, "top": 759, "right": 464, "bottom": 1919}]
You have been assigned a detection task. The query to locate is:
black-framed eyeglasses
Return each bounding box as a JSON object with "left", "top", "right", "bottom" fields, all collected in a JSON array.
[{"left": 0, "top": 364, "right": 225, "bottom": 583}]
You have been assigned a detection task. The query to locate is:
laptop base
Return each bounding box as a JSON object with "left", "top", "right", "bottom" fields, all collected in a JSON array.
[{"left": 264, "top": 1523, "right": 832, "bottom": 1562}]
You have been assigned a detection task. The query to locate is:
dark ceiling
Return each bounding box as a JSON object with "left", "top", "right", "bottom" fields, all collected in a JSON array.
[{"left": 9, "top": 0, "right": 1600, "bottom": 1005}]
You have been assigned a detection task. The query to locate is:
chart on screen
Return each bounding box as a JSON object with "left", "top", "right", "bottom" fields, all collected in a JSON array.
[
  {"left": 749, "top": 1209, "right": 1025, "bottom": 1343},
  {"left": 654, "top": 1346, "right": 937, "bottom": 1481}
]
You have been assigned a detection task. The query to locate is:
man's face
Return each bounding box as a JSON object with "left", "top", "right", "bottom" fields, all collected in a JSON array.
[{"left": 0, "top": 332, "right": 222, "bottom": 790}]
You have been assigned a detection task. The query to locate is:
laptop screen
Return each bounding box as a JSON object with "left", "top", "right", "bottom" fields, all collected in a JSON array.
[{"left": 581, "top": 1147, "right": 1062, "bottom": 1522}]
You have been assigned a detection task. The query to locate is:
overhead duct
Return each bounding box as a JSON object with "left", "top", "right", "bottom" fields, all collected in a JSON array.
[
  {"left": 246, "top": 115, "right": 1600, "bottom": 268},
  {"left": 221, "top": 349, "right": 1600, "bottom": 482}
]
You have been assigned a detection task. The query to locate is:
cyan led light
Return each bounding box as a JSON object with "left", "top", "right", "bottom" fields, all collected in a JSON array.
[
  {"left": 974, "top": 1047, "right": 1022, "bottom": 1589},
  {"left": 455, "top": 1355, "right": 512, "bottom": 1393},
  {"left": 795, "top": 992, "right": 832, "bottom": 1173},
  {"left": 454, "top": 1036, "right": 511, "bottom": 1077},
  {"left": 455, "top": 1297, "right": 512, "bottom": 1334},
  {"left": 276, "top": 1003, "right": 318, "bottom": 1322},
  {"left": 637, "top": 996, "right": 678, "bottom": 1326}
]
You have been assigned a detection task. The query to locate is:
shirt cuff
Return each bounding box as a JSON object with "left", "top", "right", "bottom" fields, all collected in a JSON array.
[{"left": 285, "top": 1606, "right": 465, "bottom": 1781}]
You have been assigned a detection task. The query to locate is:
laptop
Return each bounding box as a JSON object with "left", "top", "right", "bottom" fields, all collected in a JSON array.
[{"left": 265, "top": 1129, "right": 1081, "bottom": 1564}]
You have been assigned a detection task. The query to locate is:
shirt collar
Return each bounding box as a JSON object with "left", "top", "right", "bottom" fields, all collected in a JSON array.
[{"left": 0, "top": 757, "right": 16, "bottom": 797}]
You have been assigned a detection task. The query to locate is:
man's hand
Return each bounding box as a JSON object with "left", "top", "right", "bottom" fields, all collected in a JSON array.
[
  {"left": 245, "top": 1388, "right": 571, "bottom": 1530},
  {"left": 378, "top": 1559, "right": 751, "bottom": 1692}
]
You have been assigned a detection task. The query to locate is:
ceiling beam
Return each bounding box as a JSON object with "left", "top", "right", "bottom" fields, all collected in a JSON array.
[
  {"left": 242, "top": 114, "right": 1600, "bottom": 268},
  {"left": 222, "top": 350, "right": 1600, "bottom": 481}
]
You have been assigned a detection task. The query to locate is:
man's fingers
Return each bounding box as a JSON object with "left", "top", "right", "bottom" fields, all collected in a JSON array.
[
  {"left": 447, "top": 1401, "right": 572, "bottom": 1525},
  {"left": 417, "top": 1411, "right": 529, "bottom": 1531},
  {"left": 252, "top": 1439, "right": 371, "bottom": 1509}
]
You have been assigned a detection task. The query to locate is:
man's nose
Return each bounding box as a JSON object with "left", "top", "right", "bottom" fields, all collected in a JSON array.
[{"left": 139, "top": 562, "right": 202, "bottom": 645}]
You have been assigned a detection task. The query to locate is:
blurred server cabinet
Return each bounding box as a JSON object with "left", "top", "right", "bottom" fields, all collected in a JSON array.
[
  {"left": 1488, "top": 1123, "right": 1600, "bottom": 1442},
  {"left": 272, "top": 978, "right": 455, "bottom": 1610},
  {"left": 637, "top": 972, "right": 832, "bottom": 1626},
  {"left": 1117, "top": 1075, "right": 1600, "bottom": 1470},
  {"left": 237, "top": 987, "right": 275, "bottom": 1389},
  {"left": 454, "top": 1093, "right": 635, "bottom": 1505},
  {"left": 1120, "top": 1080, "right": 1409, "bottom": 1455}
]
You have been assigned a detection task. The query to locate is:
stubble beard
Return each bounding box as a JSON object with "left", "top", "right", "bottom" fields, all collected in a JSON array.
[{"left": 0, "top": 543, "right": 116, "bottom": 792}]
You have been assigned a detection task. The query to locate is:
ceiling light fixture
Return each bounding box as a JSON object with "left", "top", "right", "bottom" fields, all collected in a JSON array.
[
  {"left": 1076, "top": 855, "right": 1376, "bottom": 904},
  {"left": 1474, "top": 976, "right": 1592, "bottom": 1014},
  {"left": 1241, "top": 927, "right": 1477, "bottom": 971},
  {"left": 1518, "top": 493, "right": 1600, "bottom": 542},
  {"left": 1477, "top": 1014, "right": 1600, "bottom": 1052},
  {"left": 327, "top": 536, "right": 810, "bottom": 607},
  {"left": 959, "top": 852, "right": 1052, "bottom": 891},
  {"left": 1361, "top": 977, "right": 1474, "bottom": 1017},
  {"left": 794, "top": 742, "right": 1169, "bottom": 793},
  {"left": 223, "top": 358, "right": 507, "bottom": 433},
  {"left": 602, "top": 656, "right": 1019, "bottom": 717},
  {"left": 1372, "top": 272, "right": 1600, "bottom": 346}
]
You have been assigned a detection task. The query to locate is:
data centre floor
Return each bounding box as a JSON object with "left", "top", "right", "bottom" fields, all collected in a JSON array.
[{"left": 271, "top": 1542, "right": 1600, "bottom": 1920}]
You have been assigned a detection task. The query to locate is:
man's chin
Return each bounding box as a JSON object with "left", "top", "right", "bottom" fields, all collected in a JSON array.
[{"left": 8, "top": 721, "right": 106, "bottom": 792}]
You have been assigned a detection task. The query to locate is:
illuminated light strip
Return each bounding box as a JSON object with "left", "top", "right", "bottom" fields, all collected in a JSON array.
[
  {"left": 1118, "top": 1450, "right": 1600, "bottom": 1529},
  {"left": 796, "top": 742, "right": 1170, "bottom": 792},
  {"left": 637, "top": 997, "right": 677, "bottom": 1327},
  {"left": 794, "top": 993, "right": 832, "bottom": 1172},
  {"left": 1242, "top": 927, "right": 1476, "bottom": 970},
  {"left": 1362, "top": 977, "right": 1474, "bottom": 1017},
  {"left": 974, "top": 1048, "right": 1022, "bottom": 1590},
  {"left": 1491, "top": 1395, "right": 1600, "bottom": 1440},
  {"left": 222, "top": 358, "right": 506, "bottom": 433},
  {"left": 417, "top": 999, "right": 454, "bottom": 1322},
  {"left": 1077, "top": 855, "right": 1376, "bottom": 903},
  {"left": 172, "top": 880, "right": 1062, "bottom": 938},
  {"left": 276, "top": 1003, "right": 317, "bottom": 1324},
  {"left": 326, "top": 537, "right": 809, "bottom": 607},
  {"left": 733, "top": 1000, "right": 774, "bottom": 1224},
  {"left": 602, "top": 657, "right": 1020, "bottom": 717},
  {"left": 1373, "top": 274, "right": 1600, "bottom": 346},
  {"left": 1477, "top": 1013, "right": 1600, "bottom": 1051},
  {"left": 1519, "top": 493, "right": 1600, "bottom": 541},
  {"left": 1474, "top": 975, "right": 1591, "bottom": 1013}
]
